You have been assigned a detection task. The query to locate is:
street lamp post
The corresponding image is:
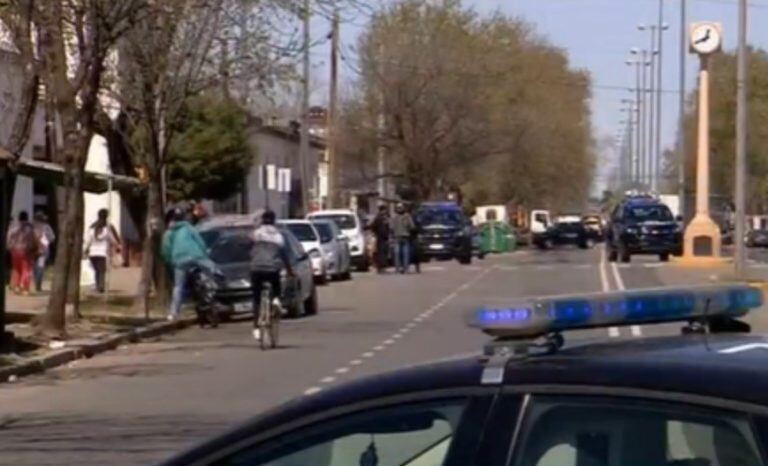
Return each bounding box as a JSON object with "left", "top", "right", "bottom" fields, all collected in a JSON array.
[
  {"left": 655, "top": 2, "right": 670, "bottom": 193},
  {"left": 678, "top": 0, "right": 687, "bottom": 218},
  {"left": 640, "top": 24, "right": 658, "bottom": 190},
  {"left": 735, "top": 0, "right": 748, "bottom": 277},
  {"left": 629, "top": 50, "right": 649, "bottom": 186}
]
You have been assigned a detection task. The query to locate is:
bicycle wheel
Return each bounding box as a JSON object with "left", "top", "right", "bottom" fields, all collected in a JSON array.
[{"left": 268, "top": 305, "right": 280, "bottom": 349}]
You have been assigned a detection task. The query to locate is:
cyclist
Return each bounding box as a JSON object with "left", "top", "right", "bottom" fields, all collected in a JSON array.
[{"left": 250, "top": 210, "right": 294, "bottom": 340}]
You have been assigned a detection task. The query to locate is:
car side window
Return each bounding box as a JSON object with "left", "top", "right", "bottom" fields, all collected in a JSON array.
[
  {"left": 214, "top": 399, "right": 468, "bottom": 466},
  {"left": 512, "top": 397, "right": 763, "bottom": 466}
]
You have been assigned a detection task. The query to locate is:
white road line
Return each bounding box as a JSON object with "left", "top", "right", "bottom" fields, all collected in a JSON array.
[
  {"left": 643, "top": 263, "right": 664, "bottom": 268},
  {"left": 617, "top": 264, "right": 631, "bottom": 269},
  {"left": 373, "top": 345, "right": 385, "bottom": 351},
  {"left": 304, "top": 387, "right": 322, "bottom": 395},
  {"left": 610, "top": 260, "right": 642, "bottom": 337},
  {"left": 599, "top": 247, "right": 620, "bottom": 338},
  {"left": 320, "top": 376, "right": 336, "bottom": 384},
  {"left": 335, "top": 367, "right": 350, "bottom": 374},
  {"left": 362, "top": 352, "right": 375, "bottom": 358},
  {"left": 406, "top": 322, "right": 417, "bottom": 328},
  {"left": 349, "top": 359, "right": 363, "bottom": 366},
  {"left": 392, "top": 333, "right": 403, "bottom": 339},
  {"left": 383, "top": 339, "right": 395, "bottom": 345}
]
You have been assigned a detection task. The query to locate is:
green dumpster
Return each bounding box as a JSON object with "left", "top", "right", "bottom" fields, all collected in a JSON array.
[{"left": 480, "top": 221, "right": 516, "bottom": 253}]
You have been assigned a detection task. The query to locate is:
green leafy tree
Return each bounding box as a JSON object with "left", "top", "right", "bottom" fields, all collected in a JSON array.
[{"left": 167, "top": 96, "right": 255, "bottom": 201}]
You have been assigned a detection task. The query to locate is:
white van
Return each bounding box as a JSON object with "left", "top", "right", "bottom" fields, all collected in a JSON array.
[{"left": 307, "top": 209, "right": 370, "bottom": 271}]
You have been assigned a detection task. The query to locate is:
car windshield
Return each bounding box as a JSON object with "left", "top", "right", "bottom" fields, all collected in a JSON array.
[
  {"left": 313, "top": 222, "right": 334, "bottom": 243},
  {"left": 312, "top": 214, "right": 356, "bottom": 230},
  {"left": 416, "top": 209, "right": 464, "bottom": 226},
  {"left": 627, "top": 205, "right": 674, "bottom": 222},
  {"left": 284, "top": 223, "right": 317, "bottom": 242}
]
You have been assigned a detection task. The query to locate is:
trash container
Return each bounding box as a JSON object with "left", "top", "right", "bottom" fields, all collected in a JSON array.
[{"left": 480, "top": 221, "right": 516, "bottom": 253}]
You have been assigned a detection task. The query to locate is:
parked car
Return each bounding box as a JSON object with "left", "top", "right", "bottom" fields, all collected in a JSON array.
[
  {"left": 606, "top": 196, "right": 683, "bottom": 263},
  {"left": 415, "top": 202, "right": 473, "bottom": 264},
  {"left": 533, "top": 219, "right": 594, "bottom": 250},
  {"left": 310, "top": 219, "right": 352, "bottom": 280},
  {"left": 278, "top": 220, "right": 327, "bottom": 284},
  {"left": 747, "top": 228, "right": 768, "bottom": 248},
  {"left": 198, "top": 218, "right": 318, "bottom": 318},
  {"left": 307, "top": 209, "right": 370, "bottom": 272}
]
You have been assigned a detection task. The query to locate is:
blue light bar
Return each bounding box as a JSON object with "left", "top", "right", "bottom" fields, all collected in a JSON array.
[{"left": 469, "top": 284, "right": 763, "bottom": 339}]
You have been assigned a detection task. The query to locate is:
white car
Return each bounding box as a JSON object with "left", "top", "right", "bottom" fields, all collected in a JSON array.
[
  {"left": 278, "top": 220, "right": 327, "bottom": 284},
  {"left": 307, "top": 209, "right": 370, "bottom": 272},
  {"left": 310, "top": 219, "right": 352, "bottom": 281}
]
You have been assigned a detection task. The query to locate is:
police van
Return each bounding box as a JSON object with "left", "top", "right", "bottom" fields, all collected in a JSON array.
[{"left": 164, "top": 284, "right": 768, "bottom": 466}]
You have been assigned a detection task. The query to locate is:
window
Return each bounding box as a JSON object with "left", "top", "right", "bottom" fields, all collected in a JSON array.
[
  {"left": 284, "top": 223, "right": 317, "bottom": 242},
  {"left": 216, "top": 400, "right": 467, "bottom": 466},
  {"left": 313, "top": 222, "right": 334, "bottom": 243},
  {"left": 311, "top": 214, "right": 357, "bottom": 230},
  {"left": 514, "top": 397, "right": 763, "bottom": 466},
  {"left": 626, "top": 205, "right": 673, "bottom": 222},
  {"left": 417, "top": 209, "right": 465, "bottom": 227}
]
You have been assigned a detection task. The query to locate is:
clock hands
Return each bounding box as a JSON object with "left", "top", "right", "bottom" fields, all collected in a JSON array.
[{"left": 694, "top": 28, "right": 711, "bottom": 45}]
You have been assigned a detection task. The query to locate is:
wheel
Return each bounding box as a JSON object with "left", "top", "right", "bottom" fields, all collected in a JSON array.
[
  {"left": 340, "top": 269, "right": 352, "bottom": 280},
  {"left": 585, "top": 239, "right": 595, "bottom": 249},
  {"left": 544, "top": 239, "right": 554, "bottom": 250},
  {"left": 304, "top": 285, "right": 319, "bottom": 315},
  {"left": 358, "top": 258, "right": 370, "bottom": 272},
  {"left": 268, "top": 308, "right": 280, "bottom": 348},
  {"left": 478, "top": 251, "right": 486, "bottom": 260},
  {"left": 458, "top": 253, "right": 472, "bottom": 265},
  {"left": 619, "top": 243, "right": 631, "bottom": 263},
  {"left": 607, "top": 246, "right": 618, "bottom": 262},
  {"left": 660, "top": 253, "right": 670, "bottom": 262}
]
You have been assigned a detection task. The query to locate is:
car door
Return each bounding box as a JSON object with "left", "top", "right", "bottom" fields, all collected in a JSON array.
[
  {"left": 488, "top": 392, "right": 767, "bottom": 466},
  {"left": 163, "top": 390, "right": 500, "bottom": 466},
  {"left": 284, "top": 232, "right": 312, "bottom": 301}
]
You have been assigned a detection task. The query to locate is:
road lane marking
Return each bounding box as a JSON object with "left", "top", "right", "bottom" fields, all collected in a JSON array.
[
  {"left": 362, "top": 352, "right": 375, "bottom": 358},
  {"left": 383, "top": 339, "right": 395, "bottom": 345},
  {"left": 373, "top": 345, "right": 385, "bottom": 351},
  {"left": 304, "top": 387, "right": 322, "bottom": 395},
  {"left": 392, "top": 333, "right": 403, "bottom": 339},
  {"left": 335, "top": 367, "right": 350, "bottom": 374},
  {"left": 609, "top": 259, "right": 642, "bottom": 337},
  {"left": 349, "top": 359, "right": 363, "bottom": 365},
  {"left": 599, "top": 247, "right": 620, "bottom": 338},
  {"left": 406, "top": 322, "right": 417, "bottom": 328},
  {"left": 643, "top": 263, "right": 664, "bottom": 268},
  {"left": 320, "top": 376, "right": 336, "bottom": 384}
]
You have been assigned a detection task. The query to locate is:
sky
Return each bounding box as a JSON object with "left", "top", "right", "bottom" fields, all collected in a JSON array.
[{"left": 310, "top": 0, "right": 768, "bottom": 193}]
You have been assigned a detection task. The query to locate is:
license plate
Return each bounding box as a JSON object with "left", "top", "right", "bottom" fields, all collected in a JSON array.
[
  {"left": 234, "top": 301, "right": 253, "bottom": 312},
  {"left": 564, "top": 233, "right": 577, "bottom": 239},
  {"left": 429, "top": 243, "right": 445, "bottom": 250}
]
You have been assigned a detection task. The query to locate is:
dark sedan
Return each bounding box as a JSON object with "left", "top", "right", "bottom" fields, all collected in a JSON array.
[
  {"left": 747, "top": 228, "right": 768, "bottom": 247},
  {"left": 533, "top": 220, "right": 595, "bottom": 250}
]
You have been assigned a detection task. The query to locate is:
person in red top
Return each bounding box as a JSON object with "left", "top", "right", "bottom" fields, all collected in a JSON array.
[{"left": 6, "top": 211, "right": 40, "bottom": 295}]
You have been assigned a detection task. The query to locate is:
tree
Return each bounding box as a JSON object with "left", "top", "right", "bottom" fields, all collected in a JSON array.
[
  {"left": 338, "top": 0, "right": 595, "bottom": 210},
  {"left": 167, "top": 96, "right": 255, "bottom": 201}
]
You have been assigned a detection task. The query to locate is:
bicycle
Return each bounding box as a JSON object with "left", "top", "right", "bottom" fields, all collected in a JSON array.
[{"left": 256, "top": 281, "right": 280, "bottom": 350}]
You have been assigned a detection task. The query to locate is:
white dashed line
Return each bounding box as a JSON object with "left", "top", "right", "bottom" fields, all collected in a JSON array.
[
  {"left": 320, "top": 376, "right": 336, "bottom": 384},
  {"left": 349, "top": 359, "right": 363, "bottom": 366},
  {"left": 383, "top": 339, "right": 395, "bottom": 345},
  {"left": 599, "top": 247, "right": 620, "bottom": 338},
  {"left": 406, "top": 322, "right": 417, "bottom": 328},
  {"left": 362, "top": 352, "right": 375, "bottom": 358},
  {"left": 373, "top": 345, "right": 385, "bottom": 351},
  {"left": 643, "top": 263, "right": 664, "bottom": 268},
  {"left": 335, "top": 367, "right": 350, "bottom": 374},
  {"left": 392, "top": 333, "right": 403, "bottom": 339},
  {"left": 304, "top": 387, "right": 322, "bottom": 395}
]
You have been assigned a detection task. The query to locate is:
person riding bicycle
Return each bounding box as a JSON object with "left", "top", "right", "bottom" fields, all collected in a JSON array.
[{"left": 250, "top": 210, "right": 294, "bottom": 340}]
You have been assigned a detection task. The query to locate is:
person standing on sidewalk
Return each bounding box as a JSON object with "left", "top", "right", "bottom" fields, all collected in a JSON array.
[
  {"left": 369, "top": 205, "right": 390, "bottom": 273},
  {"left": 161, "top": 207, "right": 217, "bottom": 321},
  {"left": 84, "top": 208, "right": 121, "bottom": 294},
  {"left": 32, "top": 212, "right": 55, "bottom": 292},
  {"left": 391, "top": 203, "right": 415, "bottom": 274},
  {"left": 408, "top": 205, "right": 422, "bottom": 274},
  {"left": 6, "top": 211, "right": 40, "bottom": 295}
]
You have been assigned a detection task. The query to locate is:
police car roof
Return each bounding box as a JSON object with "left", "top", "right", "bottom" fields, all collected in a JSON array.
[{"left": 165, "top": 333, "right": 768, "bottom": 465}]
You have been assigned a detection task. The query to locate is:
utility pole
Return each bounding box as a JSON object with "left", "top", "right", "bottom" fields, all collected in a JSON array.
[
  {"left": 299, "top": 0, "right": 311, "bottom": 215},
  {"left": 641, "top": 24, "right": 658, "bottom": 190},
  {"left": 377, "top": 42, "right": 386, "bottom": 202},
  {"left": 628, "top": 53, "right": 643, "bottom": 185},
  {"left": 678, "top": 0, "right": 687, "bottom": 217},
  {"left": 735, "top": 0, "right": 748, "bottom": 277},
  {"left": 327, "top": 4, "right": 340, "bottom": 208},
  {"left": 655, "top": 2, "right": 669, "bottom": 193}
]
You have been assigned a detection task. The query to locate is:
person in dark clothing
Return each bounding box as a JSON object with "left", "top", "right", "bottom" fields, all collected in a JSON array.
[
  {"left": 369, "top": 205, "right": 390, "bottom": 273},
  {"left": 409, "top": 206, "right": 422, "bottom": 273},
  {"left": 391, "top": 204, "right": 415, "bottom": 274}
]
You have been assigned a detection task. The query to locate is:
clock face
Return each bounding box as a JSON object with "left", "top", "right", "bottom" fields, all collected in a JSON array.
[{"left": 691, "top": 23, "right": 721, "bottom": 55}]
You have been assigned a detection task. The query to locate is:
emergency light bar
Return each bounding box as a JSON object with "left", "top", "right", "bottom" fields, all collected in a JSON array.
[{"left": 469, "top": 284, "right": 763, "bottom": 339}]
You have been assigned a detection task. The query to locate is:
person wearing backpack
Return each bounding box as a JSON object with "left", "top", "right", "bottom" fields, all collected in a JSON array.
[{"left": 6, "top": 211, "right": 40, "bottom": 295}]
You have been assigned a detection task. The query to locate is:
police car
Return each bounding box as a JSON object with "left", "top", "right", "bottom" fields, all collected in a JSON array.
[{"left": 163, "top": 284, "right": 768, "bottom": 466}]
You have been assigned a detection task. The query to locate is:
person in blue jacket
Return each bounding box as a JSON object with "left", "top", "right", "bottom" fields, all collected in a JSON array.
[{"left": 161, "top": 207, "right": 216, "bottom": 321}]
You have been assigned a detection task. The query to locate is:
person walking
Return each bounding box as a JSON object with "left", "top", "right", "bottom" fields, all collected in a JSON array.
[
  {"left": 32, "top": 212, "right": 55, "bottom": 292},
  {"left": 6, "top": 211, "right": 39, "bottom": 295},
  {"left": 84, "top": 208, "right": 121, "bottom": 294},
  {"left": 391, "top": 203, "right": 415, "bottom": 274},
  {"left": 409, "top": 206, "right": 422, "bottom": 274},
  {"left": 161, "top": 207, "right": 217, "bottom": 321},
  {"left": 369, "top": 205, "right": 390, "bottom": 273}
]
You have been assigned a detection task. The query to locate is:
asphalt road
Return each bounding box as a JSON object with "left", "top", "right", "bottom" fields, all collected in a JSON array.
[{"left": 0, "top": 246, "right": 765, "bottom": 465}]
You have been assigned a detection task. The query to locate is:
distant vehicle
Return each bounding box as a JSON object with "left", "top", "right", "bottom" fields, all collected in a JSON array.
[
  {"left": 307, "top": 209, "right": 370, "bottom": 272},
  {"left": 415, "top": 201, "right": 473, "bottom": 264},
  {"left": 278, "top": 220, "right": 327, "bottom": 284},
  {"left": 582, "top": 213, "right": 604, "bottom": 241},
  {"left": 472, "top": 204, "right": 508, "bottom": 225},
  {"left": 198, "top": 218, "right": 318, "bottom": 318},
  {"left": 534, "top": 219, "right": 594, "bottom": 250},
  {"left": 529, "top": 209, "right": 552, "bottom": 246},
  {"left": 310, "top": 219, "right": 352, "bottom": 280},
  {"left": 606, "top": 196, "right": 683, "bottom": 263}
]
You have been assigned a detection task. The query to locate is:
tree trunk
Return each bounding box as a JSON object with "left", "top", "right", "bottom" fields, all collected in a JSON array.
[
  {"left": 133, "top": 172, "right": 165, "bottom": 319},
  {"left": 66, "top": 191, "right": 84, "bottom": 318}
]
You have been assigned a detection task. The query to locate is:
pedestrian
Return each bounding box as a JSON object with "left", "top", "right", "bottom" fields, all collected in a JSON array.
[
  {"left": 409, "top": 205, "right": 422, "bottom": 274},
  {"left": 7, "top": 211, "right": 40, "bottom": 295},
  {"left": 369, "top": 205, "right": 390, "bottom": 273},
  {"left": 190, "top": 200, "right": 209, "bottom": 226},
  {"left": 391, "top": 203, "right": 415, "bottom": 274},
  {"left": 84, "top": 208, "right": 121, "bottom": 294},
  {"left": 161, "top": 207, "right": 217, "bottom": 321},
  {"left": 32, "top": 211, "right": 55, "bottom": 293}
]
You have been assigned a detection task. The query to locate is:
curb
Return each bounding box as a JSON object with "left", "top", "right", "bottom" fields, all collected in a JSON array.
[{"left": 0, "top": 317, "right": 196, "bottom": 383}]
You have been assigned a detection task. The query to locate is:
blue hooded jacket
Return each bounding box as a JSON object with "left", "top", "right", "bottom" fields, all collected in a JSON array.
[{"left": 161, "top": 221, "right": 209, "bottom": 266}]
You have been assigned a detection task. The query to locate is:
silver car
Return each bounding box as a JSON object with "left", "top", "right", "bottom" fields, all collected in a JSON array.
[{"left": 310, "top": 219, "right": 352, "bottom": 281}]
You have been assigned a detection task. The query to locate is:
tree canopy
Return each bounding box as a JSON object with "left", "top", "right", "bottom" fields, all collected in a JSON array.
[
  {"left": 337, "top": 0, "right": 595, "bottom": 210},
  {"left": 167, "top": 96, "right": 255, "bottom": 201}
]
